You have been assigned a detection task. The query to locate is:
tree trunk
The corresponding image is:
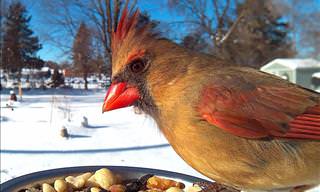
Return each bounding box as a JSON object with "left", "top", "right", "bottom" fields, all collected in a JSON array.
[
  {"left": 84, "top": 73, "right": 88, "bottom": 90},
  {"left": 98, "top": 70, "right": 102, "bottom": 80},
  {"left": 17, "top": 69, "right": 22, "bottom": 82}
]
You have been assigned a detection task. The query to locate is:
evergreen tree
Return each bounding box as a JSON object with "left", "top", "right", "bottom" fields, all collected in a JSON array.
[
  {"left": 220, "top": 0, "right": 295, "bottom": 68},
  {"left": 72, "top": 22, "right": 92, "bottom": 90},
  {"left": 25, "top": 57, "right": 44, "bottom": 69},
  {"left": 1, "top": 1, "right": 41, "bottom": 80}
]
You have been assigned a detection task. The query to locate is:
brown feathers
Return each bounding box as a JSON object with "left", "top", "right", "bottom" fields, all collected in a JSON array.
[{"left": 198, "top": 68, "right": 320, "bottom": 140}]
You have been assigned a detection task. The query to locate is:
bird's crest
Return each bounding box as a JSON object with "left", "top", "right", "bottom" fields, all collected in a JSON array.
[
  {"left": 111, "top": 5, "right": 158, "bottom": 74},
  {"left": 111, "top": 7, "right": 140, "bottom": 53}
]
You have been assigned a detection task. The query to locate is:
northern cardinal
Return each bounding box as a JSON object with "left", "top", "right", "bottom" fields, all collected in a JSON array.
[{"left": 102, "top": 8, "right": 320, "bottom": 191}]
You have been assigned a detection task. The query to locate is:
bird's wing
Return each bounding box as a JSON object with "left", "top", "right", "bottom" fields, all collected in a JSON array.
[{"left": 198, "top": 68, "right": 320, "bottom": 140}]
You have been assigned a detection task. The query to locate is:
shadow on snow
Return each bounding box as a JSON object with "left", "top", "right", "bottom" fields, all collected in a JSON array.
[{"left": 0, "top": 144, "right": 170, "bottom": 154}]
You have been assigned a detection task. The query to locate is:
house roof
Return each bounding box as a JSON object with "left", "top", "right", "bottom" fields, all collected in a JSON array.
[
  {"left": 41, "top": 67, "right": 50, "bottom": 72},
  {"left": 312, "top": 72, "right": 320, "bottom": 78},
  {"left": 261, "top": 58, "right": 320, "bottom": 70}
]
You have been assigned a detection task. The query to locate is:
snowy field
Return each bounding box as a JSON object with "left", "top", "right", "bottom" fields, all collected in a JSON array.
[
  {"left": 0, "top": 88, "right": 205, "bottom": 184},
  {"left": 1, "top": 88, "right": 319, "bottom": 192}
]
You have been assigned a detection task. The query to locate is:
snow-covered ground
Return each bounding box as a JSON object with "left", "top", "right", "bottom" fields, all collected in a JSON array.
[
  {"left": 1, "top": 88, "right": 319, "bottom": 192},
  {"left": 0, "top": 88, "right": 205, "bottom": 184}
]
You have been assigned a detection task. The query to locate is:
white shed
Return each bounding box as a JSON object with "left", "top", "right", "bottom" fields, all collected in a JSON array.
[{"left": 260, "top": 58, "right": 320, "bottom": 90}]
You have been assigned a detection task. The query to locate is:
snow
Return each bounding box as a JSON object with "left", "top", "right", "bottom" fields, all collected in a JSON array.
[
  {"left": 0, "top": 88, "right": 206, "bottom": 184},
  {"left": 1, "top": 88, "right": 319, "bottom": 192}
]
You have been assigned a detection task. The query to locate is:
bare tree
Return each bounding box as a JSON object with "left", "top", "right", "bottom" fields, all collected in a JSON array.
[
  {"left": 39, "top": 0, "right": 135, "bottom": 77},
  {"left": 168, "top": 0, "right": 295, "bottom": 68},
  {"left": 168, "top": 0, "right": 241, "bottom": 49}
]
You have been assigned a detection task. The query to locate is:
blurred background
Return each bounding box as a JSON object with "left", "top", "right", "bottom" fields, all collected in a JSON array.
[
  {"left": 0, "top": 0, "right": 320, "bottom": 185},
  {"left": 0, "top": 0, "right": 320, "bottom": 91}
]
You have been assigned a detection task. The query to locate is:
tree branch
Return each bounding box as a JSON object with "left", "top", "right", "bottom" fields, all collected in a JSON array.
[
  {"left": 113, "top": 0, "right": 121, "bottom": 31},
  {"left": 106, "top": 0, "right": 112, "bottom": 35},
  {"left": 219, "top": 0, "right": 230, "bottom": 27},
  {"left": 212, "top": 0, "right": 220, "bottom": 25},
  {"left": 219, "top": 11, "right": 245, "bottom": 45}
]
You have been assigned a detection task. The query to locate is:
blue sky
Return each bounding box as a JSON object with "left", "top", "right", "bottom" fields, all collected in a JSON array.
[
  {"left": 21, "top": 0, "right": 185, "bottom": 63},
  {"left": 12, "top": 0, "right": 320, "bottom": 62},
  {"left": 21, "top": 0, "right": 59, "bottom": 61}
]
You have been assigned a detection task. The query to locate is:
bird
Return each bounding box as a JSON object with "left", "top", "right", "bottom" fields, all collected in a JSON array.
[{"left": 102, "top": 7, "right": 320, "bottom": 192}]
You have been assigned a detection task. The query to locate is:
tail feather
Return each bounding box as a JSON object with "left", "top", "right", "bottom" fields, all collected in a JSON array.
[
  {"left": 285, "top": 105, "right": 320, "bottom": 140},
  {"left": 289, "top": 123, "right": 320, "bottom": 131},
  {"left": 295, "top": 116, "right": 320, "bottom": 122}
]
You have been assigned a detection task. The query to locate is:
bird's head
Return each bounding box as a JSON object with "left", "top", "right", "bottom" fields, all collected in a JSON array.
[{"left": 102, "top": 7, "right": 190, "bottom": 116}]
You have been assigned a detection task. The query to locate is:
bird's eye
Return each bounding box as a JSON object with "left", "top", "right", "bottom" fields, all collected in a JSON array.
[{"left": 129, "top": 59, "right": 147, "bottom": 73}]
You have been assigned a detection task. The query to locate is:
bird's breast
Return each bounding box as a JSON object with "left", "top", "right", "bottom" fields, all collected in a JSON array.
[{"left": 158, "top": 114, "right": 320, "bottom": 190}]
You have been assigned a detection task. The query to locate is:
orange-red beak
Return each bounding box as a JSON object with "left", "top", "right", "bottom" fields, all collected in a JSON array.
[{"left": 102, "top": 82, "right": 140, "bottom": 112}]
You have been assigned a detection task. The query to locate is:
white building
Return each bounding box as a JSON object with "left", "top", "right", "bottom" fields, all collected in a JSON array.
[{"left": 260, "top": 58, "right": 320, "bottom": 90}]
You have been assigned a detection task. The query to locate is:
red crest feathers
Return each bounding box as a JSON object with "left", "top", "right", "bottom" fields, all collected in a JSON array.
[{"left": 111, "top": 6, "right": 140, "bottom": 54}]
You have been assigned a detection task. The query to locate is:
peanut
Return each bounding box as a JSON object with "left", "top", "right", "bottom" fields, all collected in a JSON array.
[
  {"left": 54, "top": 179, "right": 68, "bottom": 192},
  {"left": 77, "top": 172, "right": 93, "bottom": 181},
  {"left": 42, "top": 183, "right": 57, "bottom": 192},
  {"left": 65, "top": 175, "right": 85, "bottom": 189},
  {"left": 94, "top": 168, "right": 116, "bottom": 190},
  {"left": 85, "top": 174, "right": 100, "bottom": 188}
]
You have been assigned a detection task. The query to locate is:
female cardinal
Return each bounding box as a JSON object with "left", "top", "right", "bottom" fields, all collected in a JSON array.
[{"left": 102, "top": 8, "right": 320, "bottom": 192}]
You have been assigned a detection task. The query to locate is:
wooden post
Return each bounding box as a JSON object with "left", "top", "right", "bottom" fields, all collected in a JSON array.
[{"left": 18, "top": 82, "right": 23, "bottom": 101}]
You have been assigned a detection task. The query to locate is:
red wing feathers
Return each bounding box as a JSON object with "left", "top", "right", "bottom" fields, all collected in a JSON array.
[{"left": 198, "top": 71, "right": 320, "bottom": 140}]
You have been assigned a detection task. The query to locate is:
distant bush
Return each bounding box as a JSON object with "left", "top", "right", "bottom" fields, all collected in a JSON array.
[{"left": 49, "top": 69, "right": 65, "bottom": 88}]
